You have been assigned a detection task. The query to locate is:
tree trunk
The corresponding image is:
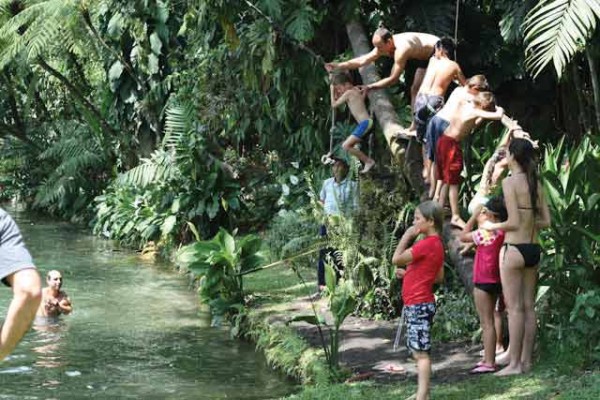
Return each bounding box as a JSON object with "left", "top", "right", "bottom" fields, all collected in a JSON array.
[
  {"left": 585, "top": 47, "right": 600, "bottom": 132},
  {"left": 343, "top": 20, "right": 530, "bottom": 290},
  {"left": 344, "top": 20, "right": 424, "bottom": 196}
]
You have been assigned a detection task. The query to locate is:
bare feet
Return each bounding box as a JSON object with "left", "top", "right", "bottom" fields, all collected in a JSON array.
[
  {"left": 521, "top": 362, "right": 532, "bottom": 373},
  {"left": 361, "top": 159, "right": 376, "bottom": 174},
  {"left": 450, "top": 215, "right": 467, "bottom": 229},
  {"left": 494, "top": 364, "right": 523, "bottom": 376}
]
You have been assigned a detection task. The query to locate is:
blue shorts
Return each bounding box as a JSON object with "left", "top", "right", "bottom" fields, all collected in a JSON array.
[
  {"left": 404, "top": 302, "right": 436, "bottom": 353},
  {"left": 351, "top": 119, "right": 373, "bottom": 139},
  {"left": 425, "top": 115, "right": 449, "bottom": 161},
  {"left": 0, "top": 208, "right": 35, "bottom": 286}
]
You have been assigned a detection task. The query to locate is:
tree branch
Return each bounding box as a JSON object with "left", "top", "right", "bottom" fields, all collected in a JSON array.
[{"left": 37, "top": 57, "right": 117, "bottom": 136}]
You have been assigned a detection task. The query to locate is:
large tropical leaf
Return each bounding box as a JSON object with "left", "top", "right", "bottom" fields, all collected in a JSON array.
[
  {"left": 499, "top": 0, "right": 537, "bottom": 44},
  {"left": 523, "top": 0, "right": 600, "bottom": 78}
]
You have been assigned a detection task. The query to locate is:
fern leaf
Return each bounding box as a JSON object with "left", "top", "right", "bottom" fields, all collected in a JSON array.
[{"left": 523, "top": 0, "right": 600, "bottom": 78}]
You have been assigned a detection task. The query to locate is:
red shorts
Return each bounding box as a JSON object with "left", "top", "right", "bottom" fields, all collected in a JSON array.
[{"left": 435, "top": 134, "right": 463, "bottom": 184}]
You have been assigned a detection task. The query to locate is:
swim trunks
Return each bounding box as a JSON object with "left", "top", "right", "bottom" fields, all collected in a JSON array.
[
  {"left": 435, "top": 134, "right": 463, "bottom": 185},
  {"left": 351, "top": 119, "right": 374, "bottom": 139},
  {"left": 0, "top": 208, "right": 35, "bottom": 286},
  {"left": 404, "top": 302, "right": 436, "bottom": 353},
  {"left": 425, "top": 115, "right": 449, "bottom": 161},
  {"left": 414, "top": 94, "right": 444, "bottom": 143}
]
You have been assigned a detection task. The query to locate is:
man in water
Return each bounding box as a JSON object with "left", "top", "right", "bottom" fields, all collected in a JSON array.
[
  {"left": 0, "top": 208, "right": 42, "bottom": 360},
  {"left": 37, "top": 270, "right": 72, "bottom": 318}
]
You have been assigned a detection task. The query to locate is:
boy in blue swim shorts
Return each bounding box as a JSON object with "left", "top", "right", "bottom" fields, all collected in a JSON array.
[{"left": 330, "top": 73, "right": 376, "bottom": 173}]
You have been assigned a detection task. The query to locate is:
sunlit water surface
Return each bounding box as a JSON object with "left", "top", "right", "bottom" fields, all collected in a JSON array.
[{"left": 0, "top": 207, "right": 295, "bottom": 399}]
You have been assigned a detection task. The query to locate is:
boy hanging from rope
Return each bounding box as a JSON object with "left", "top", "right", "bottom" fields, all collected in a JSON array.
[{"left": 330, "top": 72, "right": 376, "bottom": 173}]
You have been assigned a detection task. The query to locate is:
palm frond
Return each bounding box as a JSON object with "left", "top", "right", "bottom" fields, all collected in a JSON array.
[
  {"left": 499, "top": 0, "right": 537, "bottom": 44},
  {"left": 523, "top": 0, "right": 600, "bottom": 78},
  {"left": 116, "top": 149, "right": 179, "bottom": 187}
]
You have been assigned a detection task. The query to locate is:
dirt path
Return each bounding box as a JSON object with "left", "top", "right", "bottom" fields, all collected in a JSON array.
[{"left": 278, "top": 296, "right": 484, "bottom": 383}]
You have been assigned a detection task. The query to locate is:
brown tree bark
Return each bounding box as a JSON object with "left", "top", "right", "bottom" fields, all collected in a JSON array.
[{"left": 344, "top": 20, "right": 424, "bottom": 196}]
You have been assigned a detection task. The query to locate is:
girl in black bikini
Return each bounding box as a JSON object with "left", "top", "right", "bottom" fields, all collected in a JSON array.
[{"left": 480, "top": 138, "right": 551, "bottom": 376}]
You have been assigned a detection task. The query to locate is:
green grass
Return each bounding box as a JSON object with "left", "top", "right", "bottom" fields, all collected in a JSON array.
[
  {"left": 245, "top": 262, "right": 317, "bottom": 303},
  {"left": 284, "top": 367, "right": 600, "bottom": 399}
]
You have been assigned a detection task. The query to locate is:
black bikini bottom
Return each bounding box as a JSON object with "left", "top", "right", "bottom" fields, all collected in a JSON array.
[{"left": 503, "top": 243, "right": 542, "bottom": 267}]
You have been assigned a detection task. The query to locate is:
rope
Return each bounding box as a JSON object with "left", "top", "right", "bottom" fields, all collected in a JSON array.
[{"left": 454, "top": 0, "right": 460, "bottom": 60}]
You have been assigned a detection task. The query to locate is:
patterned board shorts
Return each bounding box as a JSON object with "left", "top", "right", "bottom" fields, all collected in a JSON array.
[{"left": 404, "top": 302, "right": 436, "bottom": 353}]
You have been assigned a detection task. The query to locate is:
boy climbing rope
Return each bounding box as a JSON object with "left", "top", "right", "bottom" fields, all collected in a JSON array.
[
  {"left": 436, "top": 91, "right": 504, "bottom": 228},
  {"left": 330, "top": 73, "right": 376, "bottom": 173}
]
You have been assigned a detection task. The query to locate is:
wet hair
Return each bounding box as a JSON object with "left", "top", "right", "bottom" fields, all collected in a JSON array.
[
  {"left": 508, "top": 138, "right": 539, "bottom": 216},
  {"left": 374, "top": 27, "right": 393, "bottom": 42},
  {"left": 417, "top": 200, "right": 444, "bottom": 234},
  {"left": 473, "top": 91, "right": 497, "bottom": 111},
  {"left": 466, "top": 75, "right": 490, "bottom": 91},
  {"left": 485, "top": 195, "right": 508, "bottom": 222},
  {"left": 435, "top": 38, "right": 456, "bottom": 60},
  {"left": 330, "top": 72, "right": 352, "bottom": 86}
]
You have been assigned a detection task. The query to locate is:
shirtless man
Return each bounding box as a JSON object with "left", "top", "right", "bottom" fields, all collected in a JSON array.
[
  {"left": 413, "top": 38, "right": 465, "bottom": 184},
  {"left": 330, "top": 73, "right": 376, "bottom": 173},
  {"left": 436, "top": 92, "right": 504, "bottom": 228},
  {"left": 37, "top": 270, "right": 72, "bottom": 318},
  {"left": 325, "top": 28, "right": 439, "bottom": 131},
  {"left": 0, "top": 208, "right": 42, "bottom": 360}
]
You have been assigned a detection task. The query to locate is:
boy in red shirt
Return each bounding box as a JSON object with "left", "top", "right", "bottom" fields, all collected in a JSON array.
[{"left": 392, "top": 200, "right": 445, "bottom": 400}]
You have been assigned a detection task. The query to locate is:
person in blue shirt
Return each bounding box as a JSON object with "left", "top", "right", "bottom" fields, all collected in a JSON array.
[{"left": 314, "top": 157, "right": 358, "bottom": 296}]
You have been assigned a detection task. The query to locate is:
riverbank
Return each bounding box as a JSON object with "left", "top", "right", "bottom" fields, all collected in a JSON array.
[{"left": 244, "top": 263, "right": 600, "bottom": 399}]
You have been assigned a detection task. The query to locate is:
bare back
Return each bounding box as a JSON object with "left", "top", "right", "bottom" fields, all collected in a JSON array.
[
  {"left": 345, "top": 89, "right": 370, "bottom": 122},
  {"left": 443, "top": 102, "right": 479, "bottom": 141},
  {"left": 502, "top": 174, "right": 546, "bottom": 243},
  {"left": 393, "top": 32, "right": 439, "bottom": 63},
  {"left": 436, "top": 87, "right": 474, "bottom": 121},
  {"left": 419, "top": 57, "right": 463, "bottom": 96}
]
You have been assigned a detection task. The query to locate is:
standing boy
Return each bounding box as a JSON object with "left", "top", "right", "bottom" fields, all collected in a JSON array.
[
  {"left": 330, "top": 73, "right": 376, "bottom": 173},
  {"left": 436, "top": 92, "right": 504, "bottom": 228},
  {"left": 413, "top": 38, "right": 465, "bottom": 184},
  {"left": 427, "top": 75, "right": 490, "bottom": 199},
  {"left": 392, "top": 201, "right": 445, "bottom": 400}
]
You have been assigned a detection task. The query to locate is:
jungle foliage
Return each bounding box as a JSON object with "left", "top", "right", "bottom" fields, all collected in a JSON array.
[{"left": 0, "top": 0, "right": 598, "bottom": 367}]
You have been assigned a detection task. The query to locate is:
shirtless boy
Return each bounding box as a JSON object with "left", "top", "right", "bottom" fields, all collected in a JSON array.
[
  {"left": 37, "top": 270, "right": 72, "bottom": 318},
  {"left": 413, "top": 38, "right": 465, "bottom": 185},
  {"left": 436, "top": 92, "right": 504, "bottom": 228},
  {"left": 428, "top": 75, "right": 490, "bottom": 199},
  {"left": 325, "top": 28, "right": 439, "bottom": 131},
  {"left": 330, "top": 73, "right": 376, "bottom": 173}
]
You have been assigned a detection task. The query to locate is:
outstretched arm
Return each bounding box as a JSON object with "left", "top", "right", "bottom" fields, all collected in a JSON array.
[
  {"left": 455, "top": 65, "right": 467, "bottom": 86},
  {"left": 365, "top": 56, "right": 407, "bottom": 91},
  {"left": 325, "top": 48, "right": 380, "bottom": 72},
  {"left": 459, "top": 206, "right": 481, "bottom": 242}
]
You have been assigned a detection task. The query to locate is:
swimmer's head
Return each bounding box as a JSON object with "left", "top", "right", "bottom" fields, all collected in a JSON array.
[{"left": 46, "top": 270, "right": 63, "bottom": 289}]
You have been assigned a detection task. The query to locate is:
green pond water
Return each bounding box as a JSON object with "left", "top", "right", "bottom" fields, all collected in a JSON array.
[{"left": 0, "top": 207, "right": 295, "bottom": 399}]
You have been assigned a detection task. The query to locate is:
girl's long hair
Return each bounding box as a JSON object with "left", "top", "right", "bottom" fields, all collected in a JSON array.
[{"left": 508, "top": 138, "right": 539, "bottom": 216}]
